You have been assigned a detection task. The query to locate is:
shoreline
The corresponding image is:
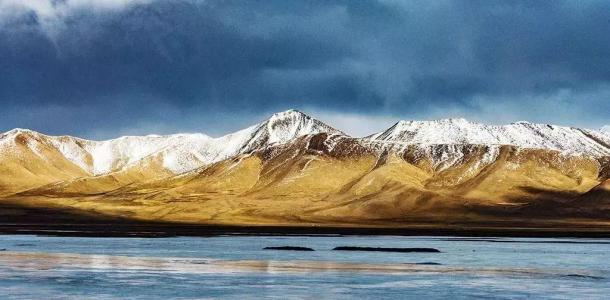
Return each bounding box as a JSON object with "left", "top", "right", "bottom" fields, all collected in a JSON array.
[
  {"left": 2, "top": 223, "right": 610, "bottom": 238},
  {"left": 1, "top": 201, "right": 609, "bottom": 238}
]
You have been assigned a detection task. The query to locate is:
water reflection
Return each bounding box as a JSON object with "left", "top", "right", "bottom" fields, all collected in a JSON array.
[
  {"left": 0, "top": 251, "right": 604, "bottom": 280},
  {"left": 1, "top": 235, "right": 609, "bottom": 299}
]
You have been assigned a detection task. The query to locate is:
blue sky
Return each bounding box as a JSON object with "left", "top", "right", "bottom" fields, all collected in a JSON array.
[{"left": 0, "top": 0, "right": 609, "bottom": 139}]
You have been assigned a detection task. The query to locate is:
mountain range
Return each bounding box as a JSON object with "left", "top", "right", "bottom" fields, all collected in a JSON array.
[{"left": 1, "top": 110, "right": 609, "bottom": 230}]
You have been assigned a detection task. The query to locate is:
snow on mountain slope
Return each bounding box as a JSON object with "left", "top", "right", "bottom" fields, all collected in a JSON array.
[
  {"left": 84, "top": 133, "right": 215, "bottom": 174},
  {"left": 233, "top": 109, "right": 345, "bottom": 153},
  {"left": 367, "top": 118, "right": 610, "bottom": 157},
  {"left": 2, "top": 111, "right": 609, "bottom": 179},
  {"left": 0, "top": 110, "right": 343, "bottom": 175},
  {"left": 0, "top": 129, "right": 94, "bottom": 192},
  {"left": 0, "top": 129, "right": 89, "bottom": 167},
  {"left": 0, "top": 129, "right": 198, "bottom": 175},
  {"left": 148, "top": 110, "right": 344, "bottom": 173}
]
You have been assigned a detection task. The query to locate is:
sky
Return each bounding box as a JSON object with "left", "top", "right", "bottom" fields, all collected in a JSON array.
[{"left": 0, "top": 0, "right": 609, "bottom": 139}]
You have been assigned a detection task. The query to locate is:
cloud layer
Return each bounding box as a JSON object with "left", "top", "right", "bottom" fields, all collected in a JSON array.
[{"left": 0, "top": 0, "right": 609, "bottom": 138}]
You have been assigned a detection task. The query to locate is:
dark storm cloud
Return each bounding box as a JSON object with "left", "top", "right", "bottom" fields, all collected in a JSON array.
[{"left": 0, "top": 0, "right": 609, "bottom": 138}]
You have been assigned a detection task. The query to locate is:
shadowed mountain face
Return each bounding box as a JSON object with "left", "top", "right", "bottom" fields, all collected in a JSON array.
[{"left": 1, "top": 110, "right": 609, "bottom": 229}]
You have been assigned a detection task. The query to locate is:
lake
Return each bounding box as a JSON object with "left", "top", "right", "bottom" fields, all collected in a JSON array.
[{"left": 0, "top": 235, "right": 609, "bottom": 299}]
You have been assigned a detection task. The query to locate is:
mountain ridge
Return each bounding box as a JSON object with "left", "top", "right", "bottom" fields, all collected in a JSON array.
[
  {"left": 0, "top": 110, "right": 343, "bottom": 176},
  {"left": 4, "top": 113, "right": 609, "bottom": 145},
  {"left": 1, "top": 109, "right": 609, "bottom": 230},
  {"left": 2, "top": 110, "right": 609, "bottom": 191},
  {"left": 3, "top": 110, "right": 610, "bottom": 161}
]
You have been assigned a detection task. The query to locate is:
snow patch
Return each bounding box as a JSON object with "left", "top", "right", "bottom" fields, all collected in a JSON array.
[{"left": 367, "top": 118, "right": 610, "bottom": 157}]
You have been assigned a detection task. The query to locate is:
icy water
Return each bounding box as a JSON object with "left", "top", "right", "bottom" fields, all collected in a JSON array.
[{"left": 0, "top": 235, "right": 609, "bottom": 299}]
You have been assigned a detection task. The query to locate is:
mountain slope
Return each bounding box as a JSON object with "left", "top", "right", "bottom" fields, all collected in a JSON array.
[
  {"left": 9, "top": 133, "right": 605, "bottom": 227},
  {"left": 0, "top": 129, "right": 91, "bottom": 194},
  {"left": 1, "top": 111, "right": 609, "bottom": 229},
  {"left": 0, "top": 110, "right": 342, "bottom": 194}
]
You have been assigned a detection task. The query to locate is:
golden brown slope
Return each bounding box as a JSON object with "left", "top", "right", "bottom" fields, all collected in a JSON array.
[
  {"left": 0, "top": 131, "right": 90, "bottom": 195},
  {"left": 4, "top": 133, "right": 608, "bottom": 229}
]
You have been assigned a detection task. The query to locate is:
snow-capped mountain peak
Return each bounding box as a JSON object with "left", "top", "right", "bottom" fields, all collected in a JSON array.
[
  {"left": 3, "top": 128, "right": 35, "bottom": 136},
  {"left": 370, "top": 118, "right": 489, "bottom": 144},
  {"left": 224, "top": 109, "right": 344, "bottom": 155},
  {"left": 1, "top": 128, "right": 50, "bottom": 142},
  {"left": 367, "top": 118, "right": 610, "bottom": 156},
  {"left": 261, "top": 109, "right": 344, "bottom": 144},
  {"left": 2, "top": 112, "right": 610, "bottom": 179}
]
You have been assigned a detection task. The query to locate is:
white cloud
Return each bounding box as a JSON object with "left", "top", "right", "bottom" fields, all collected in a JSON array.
[
  {"left": 0, "top": 0, "right": 148, "bottom": 18},
  {"left": 0, "top": 0, "right": 149, "bottom": 19},
  {"left": 0, "top": 0, "right": 149, "bottom": 38}
]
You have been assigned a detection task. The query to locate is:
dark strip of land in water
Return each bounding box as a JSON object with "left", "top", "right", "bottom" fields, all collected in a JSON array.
[
  {"left": 333, "top": 247, "right": 440, "bottom": 253},
  {"left": 264, "top": 246, "right": 315, "bottom": 251}
]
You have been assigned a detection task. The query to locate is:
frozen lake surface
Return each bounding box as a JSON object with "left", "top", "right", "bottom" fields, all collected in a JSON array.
[{"left": 0, "top": 235, "right": 609, "bottom": 299}]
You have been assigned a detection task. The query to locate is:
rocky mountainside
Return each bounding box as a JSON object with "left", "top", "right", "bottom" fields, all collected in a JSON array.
[{"left": 1, "top": 110, "right": 609, "bottom": 229}]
